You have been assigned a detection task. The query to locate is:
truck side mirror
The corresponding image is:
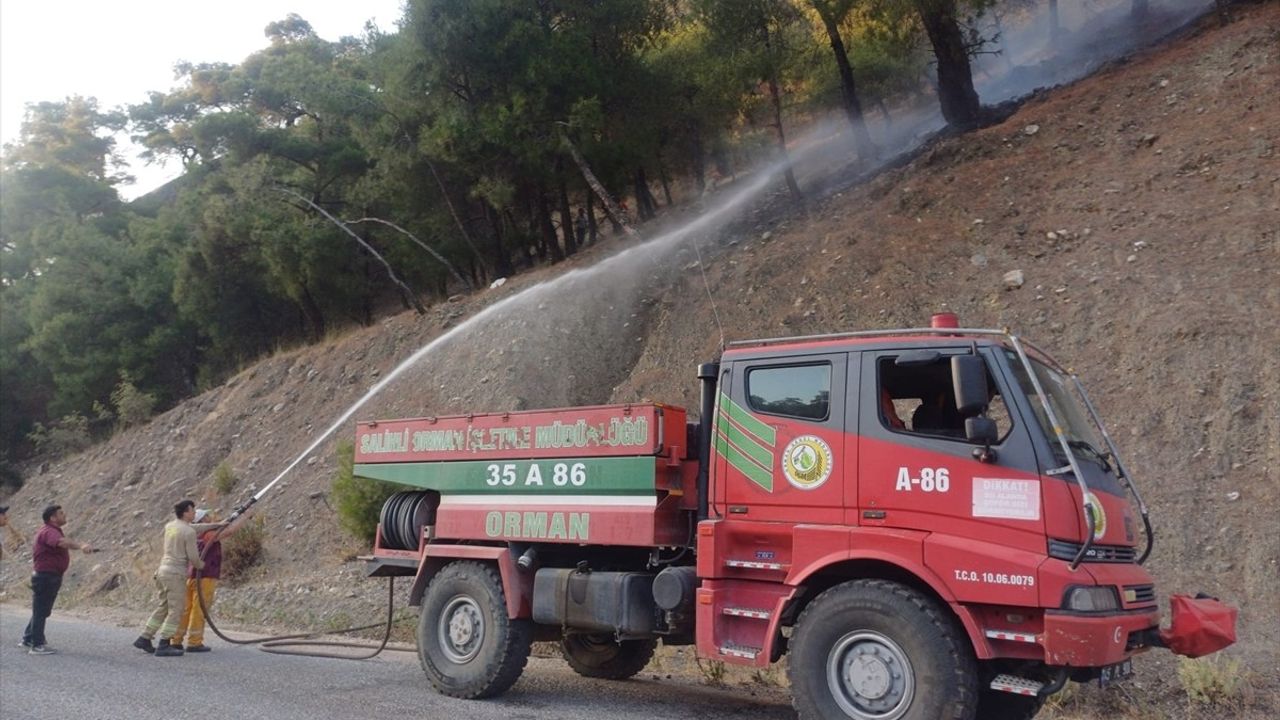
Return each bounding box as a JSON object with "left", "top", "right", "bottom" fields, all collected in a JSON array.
[
  {"left": 966, "top": 417, "right": 999, "bottom": 463},
  {"left": 952, "top": 355, "right": 989, "bottom": 417},
  {"left": 965, "top": 417, "right": 998, "bottom": 445}
]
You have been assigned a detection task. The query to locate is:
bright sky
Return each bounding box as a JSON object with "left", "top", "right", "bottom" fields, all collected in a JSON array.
[{"left": 0, "top": 0, "right": 405, "bottom": 198}]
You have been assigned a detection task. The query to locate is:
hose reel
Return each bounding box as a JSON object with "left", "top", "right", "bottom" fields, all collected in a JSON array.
[{"left": 378, "top": 491, "right": 437, "bottom": 551}]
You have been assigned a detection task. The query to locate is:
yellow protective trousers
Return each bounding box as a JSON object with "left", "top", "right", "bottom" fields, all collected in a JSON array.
[{"left": 171, "top": 577, "right": 217, "bottom": 646}]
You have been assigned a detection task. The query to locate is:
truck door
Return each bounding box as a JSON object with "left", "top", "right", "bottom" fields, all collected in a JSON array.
[
  {"left": 857, "top": 347, "right": 1047, "bottom": 605},
  {"left": 716, "top": 353, "right": 848, "bottom": 526}
]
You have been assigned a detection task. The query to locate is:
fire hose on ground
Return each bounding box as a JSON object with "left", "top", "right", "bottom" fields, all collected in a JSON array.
[{"left": 188, "top": 494, "right": 418, "bottom": 661}]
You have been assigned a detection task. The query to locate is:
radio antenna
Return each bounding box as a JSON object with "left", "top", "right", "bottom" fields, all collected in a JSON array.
[{"left": 691, "top": 232, "right": 726, "bottom": 351}]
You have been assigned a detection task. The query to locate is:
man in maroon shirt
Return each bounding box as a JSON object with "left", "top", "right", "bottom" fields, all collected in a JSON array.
[{"left": 22, "top": 505, "right": 94, "bottom": 654}]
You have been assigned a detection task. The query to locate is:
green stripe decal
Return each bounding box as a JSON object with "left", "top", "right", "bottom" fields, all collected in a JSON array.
[
  {"left": 714, "top": 432, "right": 774, "bottom": 491},
  {"left": 716, "top": 410, "right": 774, "bottom": 469},
  {"left": 354, "top": 456, "right": 656, "bottom": 495},
  {"left": 719, "top": 393, "right": 776, "bottom": 447}
]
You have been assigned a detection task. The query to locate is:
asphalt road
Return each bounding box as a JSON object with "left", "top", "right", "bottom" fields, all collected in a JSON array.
[{"left": 0, "top": 607, "right": 794, "bottom": 720}]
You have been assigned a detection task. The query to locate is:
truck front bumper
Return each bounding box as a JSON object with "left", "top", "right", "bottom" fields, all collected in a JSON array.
[{"left": 1041, "top": 608, "right": 1161, "bottom": 667}]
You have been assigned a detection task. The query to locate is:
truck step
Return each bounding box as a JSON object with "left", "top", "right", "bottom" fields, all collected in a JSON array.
[
  {"left": 719, "top": 643, "right": 762, "bottom": 660},
  {"left": 984, "top": 629, "right": 1039, "bottom": 644},
  {"left": 724, "top": 559, "right": 788, "bottom": 572},
  {"left": 722, "top": 606, "right": 772, "bottom": 620},
  {"left": 990, "top": 674, "right": 1044, "bottom": 697}
]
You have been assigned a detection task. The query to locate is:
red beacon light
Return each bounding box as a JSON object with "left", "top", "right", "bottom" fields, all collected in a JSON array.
[{"left": 931, "top": 312, "right": 960, "bottom": 329}]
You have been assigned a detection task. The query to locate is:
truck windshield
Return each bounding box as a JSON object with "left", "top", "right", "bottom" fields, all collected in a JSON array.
[{"left": 1005, "top": 351, "right": 1107, "bottom": 466}]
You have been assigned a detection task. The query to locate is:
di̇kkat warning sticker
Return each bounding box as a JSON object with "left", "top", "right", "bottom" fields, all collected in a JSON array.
[{"left": 972, "top": 478, "right": 1041, "bottom": 521}]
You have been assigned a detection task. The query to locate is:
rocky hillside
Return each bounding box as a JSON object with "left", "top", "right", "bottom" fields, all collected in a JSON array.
[{"left": 2, "top": 3, "right": 1276, "bottom": 718}]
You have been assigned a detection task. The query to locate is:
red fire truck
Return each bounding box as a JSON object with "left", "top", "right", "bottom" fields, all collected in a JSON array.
[{"left": 356, "top": 314, "right": 1234, "bottom": 720}]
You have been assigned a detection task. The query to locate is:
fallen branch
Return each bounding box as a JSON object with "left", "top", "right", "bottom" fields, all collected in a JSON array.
[
  {"left": 423, "top": 157, "right": 487, "bottom": 270},
  {"left": 346, "top": 216, "right": 473, "bottom": 291},
  {"left": 560, "top": 132, "right": 640, "bottom": 240},
  {"left": 278, "top": 187, "right": 427, "bottom": 314}
]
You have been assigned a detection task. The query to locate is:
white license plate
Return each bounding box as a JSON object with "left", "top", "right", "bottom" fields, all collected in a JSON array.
[{"left": 1098, "top": 658, "right": 1134, "bottom": 687}]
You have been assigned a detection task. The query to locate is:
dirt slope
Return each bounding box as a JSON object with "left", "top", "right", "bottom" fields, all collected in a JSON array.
[{"left": 2, "top": 4, "right": 1276, "bottom": 718}]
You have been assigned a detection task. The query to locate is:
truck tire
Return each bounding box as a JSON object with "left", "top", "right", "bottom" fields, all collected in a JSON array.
[
  {"left": 788, "top": 579, "right": 978, "bottom": 720},
  {"left": 418, "top": 561, "right": 532, "bottom": 699},
  {"left": 561, "top": 633, "right": 657, "bottom": 680},
  {"left": 975, "top": 690, "right": 1045, "bottom": 720}
]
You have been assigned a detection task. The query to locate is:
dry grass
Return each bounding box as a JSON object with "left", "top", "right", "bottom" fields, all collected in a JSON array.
[
  {"left": 211, "top": 462, "right": 238, "bottom": 496},
  {"left": 221, "top": 516, "right": 266, "bottom": 581},
  {"left": 695, "top": 657, "right": 727, "bottom": 686},
  {"left": 1178, "top": 656, "right": 1249, "bottom": 709}
]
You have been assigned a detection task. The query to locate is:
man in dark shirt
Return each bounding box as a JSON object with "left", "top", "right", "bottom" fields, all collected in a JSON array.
[{"left": 22, "top": 505, "right": 94, "bottom": 654}]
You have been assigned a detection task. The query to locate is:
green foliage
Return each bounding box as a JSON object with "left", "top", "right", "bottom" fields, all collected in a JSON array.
[
  {"left": 1178, "top": 656, "right": 1246, "bottom": 707},
  {"left": 212, "top": 462, "right": 239, "bottom": 496},
  {"left": 110, "top": 373, "right": 157, "bottom": 429},
  {"left": 331, "top": 439, "right": 405, "bottom": 543},
  {"left": 0, "top": 2, "right": 988, "bottom": 463},
  {"left": 695, "top": 657, "right": 727, "bottom": 686},
  {"left": 27, "top": 413, "right": 92, "bottom": 458},
  {"left": 221, "top": 516, "right": 266, "bottom": 581}
]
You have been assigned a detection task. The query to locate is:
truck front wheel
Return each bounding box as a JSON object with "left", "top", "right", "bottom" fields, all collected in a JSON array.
[
  {"left": 561, "top": 633, "right": 657, "bottom": 680},
  {"left": 788, "top": 579, "right": 978, "bottom": 720},
  {"left": 418, "top": 561, "right": 532, "bottom": 699}
]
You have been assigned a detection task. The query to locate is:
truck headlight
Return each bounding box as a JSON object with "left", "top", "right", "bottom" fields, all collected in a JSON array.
[{"left": 1064, "top": 586, "right": 1120, "bottom": 612}]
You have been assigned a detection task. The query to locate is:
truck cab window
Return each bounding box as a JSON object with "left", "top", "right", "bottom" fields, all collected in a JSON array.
[
  {"left": 878, "top": 357, "right": 1010, "bottom": 441},
  {"left": 747, "top": 364, "right": 831, "bottom": 421}
]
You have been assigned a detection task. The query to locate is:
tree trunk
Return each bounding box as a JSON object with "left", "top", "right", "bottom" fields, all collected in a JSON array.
[
  {"left": 762, "top": 23, "right": 803, "bottom": 203},
  {"left": 299, "top": 283, "right": 327, "bottom": 340},
  {"left": 503, "top": 208, "right": 534, "bottom": 269},
  {"left": 482, "top": 201, "right": 513, "bottom": 278},
  {"left": 657, "top": 156, "right": 674, "bottom": 206},
  {"left": 536, "top": 183, "right": 564, "bottom": 263},
  {"left": 424, "top": 157, "right": 486, "bottom": 274},
  {"left": 520, "top": 187, "right": 546, "bottom": 262},
  {"left": 557, "top": 173, "right": 577, "bottom": 257},
  {"left": 916, "top": 0, "right": 982, "bottom": 127},
  {"left": 561, "top": 134, "right": 639, "bottom": 238},
  {"left": 634, "top": 167, "right": 657, "bottom": 220},
  {"left": 586, "top": 192, "right": 598, "bottom": 245},
  {"left": 815, "top": 4, "right": 877, "bottom": 160},
  {"left": 691, "top": 122, "right": 706, "bottom": 195}
]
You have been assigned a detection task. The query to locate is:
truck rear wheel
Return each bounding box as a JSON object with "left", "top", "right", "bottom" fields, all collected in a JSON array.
[
  {"left": 561, "top": 633, "right": 657, "bottom": 680},
  {"left": 788, "top": 579, "right": 978, "bottom": 720},
  {"left": 418, "top": 561, "right": 532, "bottom": 699}
]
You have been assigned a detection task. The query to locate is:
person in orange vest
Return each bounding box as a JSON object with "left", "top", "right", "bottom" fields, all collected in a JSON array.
[{"left": 169, "top": 508, "right": 229, "bottom": 653}]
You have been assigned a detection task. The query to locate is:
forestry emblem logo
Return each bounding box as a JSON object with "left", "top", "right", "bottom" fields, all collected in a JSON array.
[
  {"left": 782, "top": 435, "right": 833, "bottom": 490},
  {"left": 1084, "top": 491, "right": 1107, "bottom": 541}
]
